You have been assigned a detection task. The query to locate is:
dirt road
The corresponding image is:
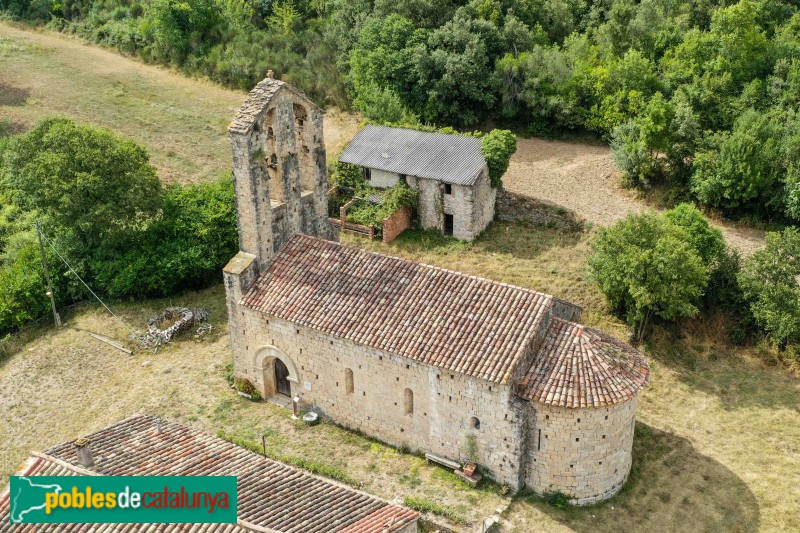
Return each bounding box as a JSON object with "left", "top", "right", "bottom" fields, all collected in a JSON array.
[{"left": 504, "top": 138, "right": 766, "bottom": 255}]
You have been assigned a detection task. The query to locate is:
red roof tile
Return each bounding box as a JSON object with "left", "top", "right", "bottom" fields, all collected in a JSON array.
[
  {"left": 0, "top": 415, "right": 418, "bottom": 533},
  {"left": 242, "top": 234, "right": 554, "bottom": 384},
  {"left": 516, "top": 318, "right": 649, "bottom": 408}
]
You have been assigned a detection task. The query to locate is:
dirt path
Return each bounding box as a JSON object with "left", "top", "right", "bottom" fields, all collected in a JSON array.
[
  {"left": 505, "top": 138, "right": 766, "bottom": 255},
  {"left": 0, "top": 22, "right": 361, "bottom": 183}
]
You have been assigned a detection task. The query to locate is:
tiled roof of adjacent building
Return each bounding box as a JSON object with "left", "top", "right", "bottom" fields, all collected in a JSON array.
[
  {"left": 228, "top": 76, "right": 316, "bottom": 135},
  {"left": 0, "top": 415, "right": 418, "bottom": 533},
  {"left": 338, "top": 125, "right": 486, "bottom": 186},
  {"left": 242, "top": 234, "right": 554, "bottom": 384},
  {"left": 516, "top": 318, "right": 650, "bottom": 408}
]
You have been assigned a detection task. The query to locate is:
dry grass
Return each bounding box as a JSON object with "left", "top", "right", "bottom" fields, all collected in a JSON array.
[{"left": 0, "top": 22, "right": 361, "bottom": 183}]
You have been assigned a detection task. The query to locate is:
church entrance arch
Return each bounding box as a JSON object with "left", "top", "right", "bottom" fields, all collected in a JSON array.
[{"left": 253, "top": 346, "right": 299, "bottom": 398}]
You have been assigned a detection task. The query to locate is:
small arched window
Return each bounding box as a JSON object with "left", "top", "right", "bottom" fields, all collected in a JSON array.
[
  {"left": 404, "top": 388, "right": 413, "bottom": 415},
  {"left": 345, "top": 368, "right": 354, "bottom": 395},
  {"left": 470, "top": 416, "right": 480, "bottom": 430}
]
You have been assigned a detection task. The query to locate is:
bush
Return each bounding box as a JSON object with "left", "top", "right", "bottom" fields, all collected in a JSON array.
[
  {"left": 738, "top": 227, "right": 800, "bottom": 347},
  {"left": 93, "top": 177, "right": 238, "bottom": 298},
  {"left": 664, "top": 203, "right": 726, "bottom": 265},
  {"left": 589, "top": 212, "right": 710, "bottom": 341}
]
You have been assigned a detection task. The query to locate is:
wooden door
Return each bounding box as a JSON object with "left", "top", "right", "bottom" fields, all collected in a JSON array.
[{"left": 274, "top": 359, "right": 291, "bottom": 397}]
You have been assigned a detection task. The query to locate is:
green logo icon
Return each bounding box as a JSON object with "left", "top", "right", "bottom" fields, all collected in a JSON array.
[{"left": 9, "top": 476, "right": 237, "bottom": 524}]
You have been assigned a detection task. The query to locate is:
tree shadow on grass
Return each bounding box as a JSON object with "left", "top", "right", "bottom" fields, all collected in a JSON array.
[
  {"left": 0, "top": 81, "right": 30, "bottom": 106},
  {"left": 511, "top": 422, "right": 759, "bottom": 533},
  {"left": 645, "top": 318, "right": 800, "bottom": 412}
]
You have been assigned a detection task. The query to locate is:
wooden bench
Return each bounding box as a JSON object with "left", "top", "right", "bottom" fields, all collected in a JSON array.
[{"left": 425, "top": 452, "right": 461, "bottom": 470}]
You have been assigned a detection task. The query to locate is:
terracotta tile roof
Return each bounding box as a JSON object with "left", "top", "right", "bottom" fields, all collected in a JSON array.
[
  {"left": 242, "top": 234, "right": 554, "bottom": 384},
  {"left": 516, "top": 318, "right": 650, "bottom": 408},
  {"left": 0, "top": 415, "right": 418, "bottom": 533}
]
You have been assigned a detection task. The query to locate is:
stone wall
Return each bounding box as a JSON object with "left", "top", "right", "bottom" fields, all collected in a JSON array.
[
  {"left": 369, "top": 168, "right": 401, "bottom": 188},
  {"left": 413, "top": 177, "right": 442, "bottom": 232},
  {"left": 230, "top": 309, "right": 529, "bottom": 490},
  {"left": 411, "top": 170, "right": 494, "bottom": 241},
  {"left": 524, "top": 398, "right": 638, "bottom": 504},
  {"left": 382, "top": 206, "right": 412, "bottom": 244}
]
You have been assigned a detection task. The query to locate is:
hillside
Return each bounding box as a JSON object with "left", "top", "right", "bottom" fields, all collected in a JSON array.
[{"left": 0, "top": 22, "right": 360, "bottom": 183}]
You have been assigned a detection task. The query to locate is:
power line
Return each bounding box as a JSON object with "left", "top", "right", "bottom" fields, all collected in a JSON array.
[{"left": 36, "top": 225, "right": 133, "bottom": 335}]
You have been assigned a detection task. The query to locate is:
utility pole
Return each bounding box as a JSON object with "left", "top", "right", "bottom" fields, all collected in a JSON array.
[{"left": 35, "top": 221, "right": 61, "bottom": 327}]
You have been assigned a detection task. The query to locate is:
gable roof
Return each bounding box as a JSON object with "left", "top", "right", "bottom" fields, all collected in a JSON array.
[
  {"left": 516, "top": 318, "right": 650, "bottom": 408},
  {"left": 243, "top": 234, "right": 554, "bottom": 384},
  {"left": 0, "top": 415, "right": 418, "bottom": 533},
  {"left": 338, "top": 125, "right": 487, "bottom": 186},
  {"left": 228, "top": 77, "right": 317, "bottom": 135}
]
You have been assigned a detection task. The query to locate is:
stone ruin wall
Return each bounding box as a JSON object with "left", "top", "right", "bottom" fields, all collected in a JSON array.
[{"left": 228, "top": 80, "right": 330, "bottom": 271}]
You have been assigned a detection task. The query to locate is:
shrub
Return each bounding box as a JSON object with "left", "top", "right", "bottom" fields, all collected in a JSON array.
[
  {"left": 738, "top": 227, "right": 800, "bottom": 347},
  {"left": 93, "top": 176, "right": 238, "bottom": 298},
  {"left": 589, "top": 212, "right": 710, "bottom": 341},
  {"left": 664, "top": 203, "right": 726, "bottom": 265},
  {"left": 233, "top": 377, "right": 262, "bottom": 401}
]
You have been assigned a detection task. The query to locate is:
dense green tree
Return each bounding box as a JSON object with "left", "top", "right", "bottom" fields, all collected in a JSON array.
[
  {"left": 481, "top": 129, "right": 517, "bottom": 187},
  {"left": 664, "top": 203, "right": 726, "bottom": 264},
  {"left": 691, "top": 109, "right": 784, "bottom": 217},
  {"left": 738, "top": 227, "right": 800, "bottom": 346},
  {"left": 589, "top": 212, "right": 710, "bottom": 340},
  {"left": 414, "top": 10, "right": 503, "bottom": 125},
  {"left": 2, "top": 118, "right": 162, "bottom": 250}
]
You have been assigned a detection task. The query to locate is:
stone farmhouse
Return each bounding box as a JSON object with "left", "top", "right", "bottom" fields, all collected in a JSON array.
[
  {"left": 0, "top": 415, "right": 419, "bottom": 532},
  {"left": 338, "top": 125, "right": 495, "bottom": 240},
  {"left": 224, "top": 76, "right": 650, "bottom": 504}
]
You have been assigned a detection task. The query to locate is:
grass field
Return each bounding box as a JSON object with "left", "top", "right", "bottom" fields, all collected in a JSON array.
[
  {"left": 0, "top": 22, "right": 361, "bottom": 183},
  {"left": 2, "top": 222, "right": 798, "bottom": 531}
]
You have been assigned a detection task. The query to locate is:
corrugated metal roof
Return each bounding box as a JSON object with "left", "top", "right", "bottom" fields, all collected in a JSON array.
[{"left": 338, "top": 125, "right": 486, "bottom": 186}]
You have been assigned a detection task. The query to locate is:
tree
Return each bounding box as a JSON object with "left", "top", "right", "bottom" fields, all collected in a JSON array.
[
  {"left": 691, "top": 109, "right": 784, "bottom": 217},
  {"left": 481, "top": 129, "right": 517, "bottom": 188},
  {"left": 413, "top": 10, "right": 503, "bottom": 125},
  {"left": 348, "top": 14, "right": 427, "bottom": 111},
  {"left": 2, "top": 118, "right": 162, "bottom": 251},
  {"left": 738, "top": 227, "right": 800, "bottom": 346},
  {"left": 664, "top": 203, "right": 726, "bottom": 265},
  {"left": 589, "top": 212, "right": 710, "bottom": 341}
]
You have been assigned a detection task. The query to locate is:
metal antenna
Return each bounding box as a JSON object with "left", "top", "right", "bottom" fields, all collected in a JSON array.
[{"left": 35, "top": 221, "right": 61, "bottom": 327}]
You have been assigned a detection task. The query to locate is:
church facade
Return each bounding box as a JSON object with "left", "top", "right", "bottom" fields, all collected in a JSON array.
[{"left": 224, "top": 76, "right": 650, "bottom": 504}]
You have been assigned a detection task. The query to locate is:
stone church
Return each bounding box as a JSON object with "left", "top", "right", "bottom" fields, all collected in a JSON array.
[{"left": 224, "top": 75, "right": 650, "bottom": 504}]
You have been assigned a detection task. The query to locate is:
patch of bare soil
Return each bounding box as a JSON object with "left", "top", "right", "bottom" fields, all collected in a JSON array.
[{"left": 505, "top": 138, "right": 765, "bottom": 255}]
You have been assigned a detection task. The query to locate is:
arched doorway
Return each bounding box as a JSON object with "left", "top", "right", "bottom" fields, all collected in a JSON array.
[{"left": 274, "top": 358, "right": 291, "bottom": 397}]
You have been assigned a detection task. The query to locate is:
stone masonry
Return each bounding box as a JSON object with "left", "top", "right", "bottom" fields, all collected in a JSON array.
[{"left": 225, "top": 78, "right": 650, "bottom": 504}]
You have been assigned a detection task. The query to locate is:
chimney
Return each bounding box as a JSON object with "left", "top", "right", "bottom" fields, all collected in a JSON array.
[
  {"left": 266, "top": 69, "right": 274, "bottom": 80},
  {"left": 155, "top": 417, "right": 163, "bottom": 434},
  {"left": 73, "top": 438, "right": 94, "bottom": 467}
]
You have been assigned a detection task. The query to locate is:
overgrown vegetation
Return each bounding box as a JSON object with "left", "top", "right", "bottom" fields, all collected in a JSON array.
[
  {"left": 0, "top": 118, "right": 237, "bottom": 335},
  {"left": 345, "top": 182, "right": 419, "bottom": 231},
  {"left": 8, "top": 1, "right": 800, "bottom": 221}
]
